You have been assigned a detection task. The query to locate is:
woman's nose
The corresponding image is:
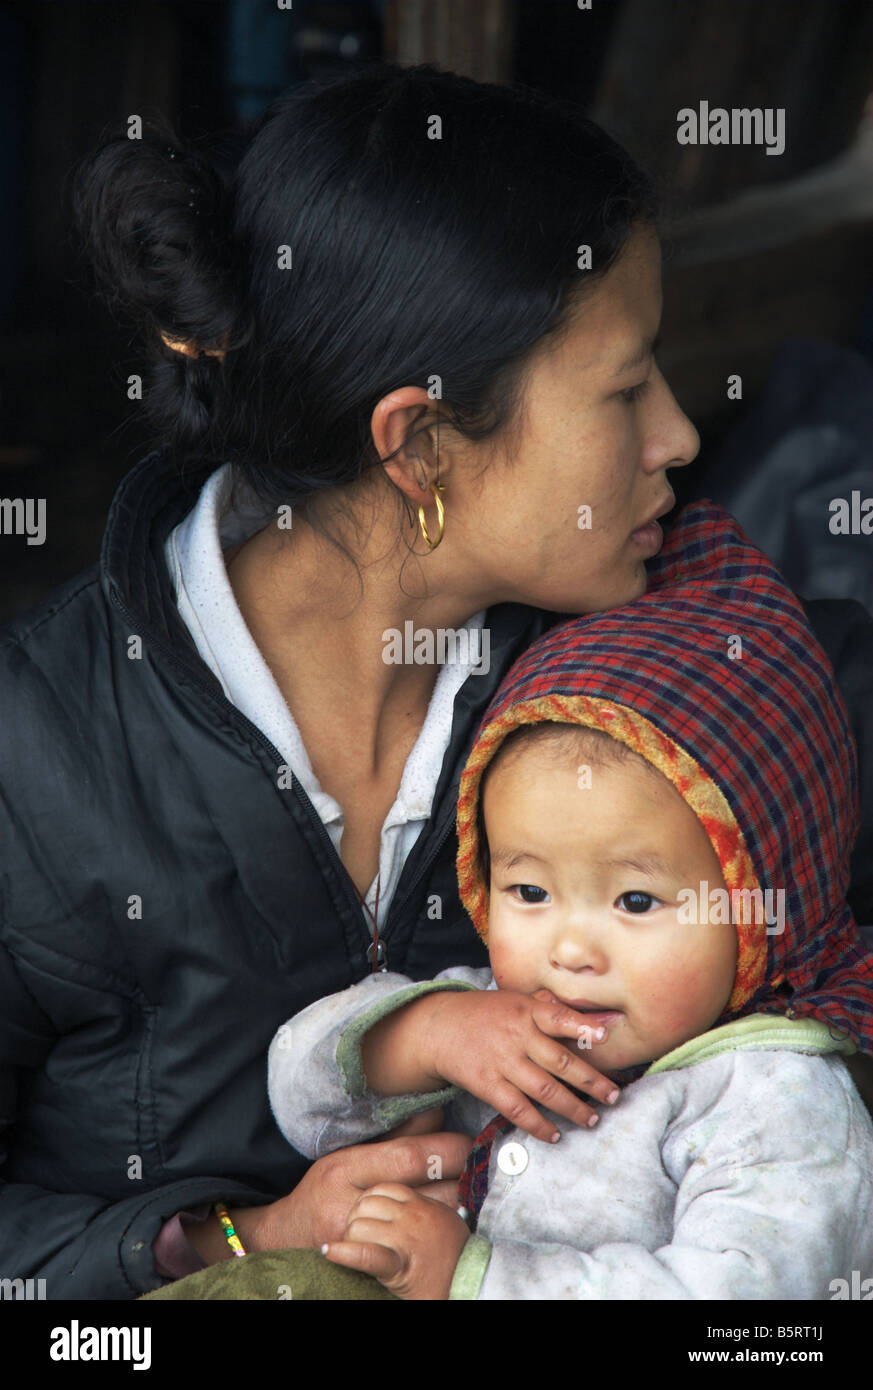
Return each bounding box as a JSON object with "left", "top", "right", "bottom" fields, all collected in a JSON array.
[
  {"left": 671, "top": 405, "right": 700, "bottom": 472},
  {"left": 647, "top": 366, "right": 700, "bottom": 473}
]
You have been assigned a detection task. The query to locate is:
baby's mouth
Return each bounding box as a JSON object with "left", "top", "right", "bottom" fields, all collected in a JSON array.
[{"left": 558, "top": 999, "right": 624, "bottom": 1021}]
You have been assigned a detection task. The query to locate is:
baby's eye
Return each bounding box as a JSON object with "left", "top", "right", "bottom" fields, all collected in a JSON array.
[
  {"left": 617, "top": 890, "right": 661, "bottom": 914},
  {"left": 510, "top": 884, "right": 550, "bottom": 905}
]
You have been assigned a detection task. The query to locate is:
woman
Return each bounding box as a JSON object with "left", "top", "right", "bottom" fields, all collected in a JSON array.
[{"left": 2, "top": 61, "right": 871, "bottom": 1300}]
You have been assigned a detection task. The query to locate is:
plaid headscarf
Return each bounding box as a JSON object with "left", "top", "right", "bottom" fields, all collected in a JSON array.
[{"left": 455, "top": 499, "right": 873, "bottom": 1054}]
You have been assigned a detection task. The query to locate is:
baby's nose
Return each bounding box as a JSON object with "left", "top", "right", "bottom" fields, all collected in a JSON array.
[{"left": 549, "top": 923, "right": 607, "bottom": 971}]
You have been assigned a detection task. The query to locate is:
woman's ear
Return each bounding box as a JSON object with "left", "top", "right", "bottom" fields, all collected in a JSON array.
[{"left": 371, "top": 387, "right": 448, "bottom": 508}]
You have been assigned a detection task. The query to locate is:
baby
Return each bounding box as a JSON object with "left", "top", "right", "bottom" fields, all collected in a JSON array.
[{"left": 268, "top": 500, "right": 873, "bottom": 1300}]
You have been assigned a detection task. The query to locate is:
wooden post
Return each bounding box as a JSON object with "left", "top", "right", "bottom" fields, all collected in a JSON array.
[{"left": 384, "top": 0, "right": 517, "bottom": 83}]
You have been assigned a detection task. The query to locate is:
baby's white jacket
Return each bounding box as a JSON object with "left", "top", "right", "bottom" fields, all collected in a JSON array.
[{"left": 267, "top": 967, "right": 873, "bottom": 1300}]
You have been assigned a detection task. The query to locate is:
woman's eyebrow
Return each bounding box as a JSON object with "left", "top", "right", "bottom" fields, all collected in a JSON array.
[{"left": 614, "top": 332, "right": 663, "bottom": 375}]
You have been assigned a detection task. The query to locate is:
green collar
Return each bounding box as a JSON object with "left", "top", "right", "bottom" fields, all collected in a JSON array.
[{"left": 644, "top": 1012, "right": 856, "bottom": 1077}]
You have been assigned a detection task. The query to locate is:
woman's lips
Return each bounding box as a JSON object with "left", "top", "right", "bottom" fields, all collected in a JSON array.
[{"left": 630, "top": 519, "right": 663, "bottom": 551}]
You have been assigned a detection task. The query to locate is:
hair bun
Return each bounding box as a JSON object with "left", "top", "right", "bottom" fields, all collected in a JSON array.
[{"left": 71, "top": 116, "right": 237, "bottom": 348}]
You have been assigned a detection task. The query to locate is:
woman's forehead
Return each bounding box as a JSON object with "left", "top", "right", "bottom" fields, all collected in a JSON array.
[{"left": 538, "top": 230, "right": 663, "bottom": 378}]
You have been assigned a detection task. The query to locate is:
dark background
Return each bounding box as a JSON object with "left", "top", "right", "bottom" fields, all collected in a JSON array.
[{"left": 1, "top": 0, "right": 872, "bottom": 621}]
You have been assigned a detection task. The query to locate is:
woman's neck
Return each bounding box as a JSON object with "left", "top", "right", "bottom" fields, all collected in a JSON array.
[{"left": 224, "top": 505, "right": 489, "bottom": 774}]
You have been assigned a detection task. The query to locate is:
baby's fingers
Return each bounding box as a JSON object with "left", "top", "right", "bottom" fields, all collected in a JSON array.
[
  {"left": 530, "top": 1034, "right": 622, "bottom": 1110},
  {"left": 488, "top": 1079, "right": 570, "bottom": 1144},
  {"left": 530, "top": 993, "right": 611, "bottom": 1046},
  {"left": 504, "top": 1058, "right": 618, "bottom": 1135},
  {"left": 321, "top": 1235, "right": 403, "bottom": 1283}
]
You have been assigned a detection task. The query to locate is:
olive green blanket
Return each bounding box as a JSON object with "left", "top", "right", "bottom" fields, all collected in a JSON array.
[{"left": 138, "top": 1248, "right": 397, "bottom": 1301}]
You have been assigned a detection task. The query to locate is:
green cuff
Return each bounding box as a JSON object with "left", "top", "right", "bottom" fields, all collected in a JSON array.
[
  {"left": 335, "top": 979, "right": 478, "bottom": 1130},
  {"left": 449, "top": 1235, "right": 491, "bottom": 1300}
]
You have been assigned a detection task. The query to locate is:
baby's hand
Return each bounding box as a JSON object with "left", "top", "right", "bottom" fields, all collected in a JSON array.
[
  {"left": 321, "top": 1184, "right": 469, "bottom": 1300},
  {"left": 421, "top": 987, "right": 620, "bottom": 1142}
]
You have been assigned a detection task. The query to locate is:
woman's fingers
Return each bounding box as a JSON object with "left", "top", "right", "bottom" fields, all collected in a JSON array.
[
  {"left": 421, "top": 1177, "right": 468, "bottom": 1207},
  {"left": 346, "top": 1131, "right": 473, "bottom": 1192},
  {"left": 348, "top": 1185, "right": 415, "bottom": 1221},
  {"left": 260, "top": 1133, "right": 473, "bottom": 1251}
]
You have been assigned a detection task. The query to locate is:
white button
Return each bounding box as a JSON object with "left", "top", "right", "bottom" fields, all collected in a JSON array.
[{"left": 496, "top": 1141, "right": 528, "bottom": 1176}]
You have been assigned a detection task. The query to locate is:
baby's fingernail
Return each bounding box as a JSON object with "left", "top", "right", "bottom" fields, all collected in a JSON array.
[
  {"left": 587, "top": 1113, "right": 600, "bottom": 1128},
  {"left": 594, "top": 1026, "right": 607, "bottom": 1041},
  {"left": 606, "top": 1088, "right": 620, "bottom": 1104},
  {"left": 550, "top": 1131, "right": 561, "bottom": 1143},
  {"left": 320, "top": 1243, "right": 329, "bottom": 1254}
]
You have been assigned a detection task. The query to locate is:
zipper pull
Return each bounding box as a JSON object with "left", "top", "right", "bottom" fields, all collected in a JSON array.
[{"left": 367, "top": 939, "right": 388, "bottom": 972}]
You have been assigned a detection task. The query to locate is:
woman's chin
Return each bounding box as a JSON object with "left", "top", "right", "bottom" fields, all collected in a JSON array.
[
  {"left": 599, "top": 565, "right": 650, "bottom": 612},
  {"left": 557, "top": 573, "right": 648, "bottom": 618}
]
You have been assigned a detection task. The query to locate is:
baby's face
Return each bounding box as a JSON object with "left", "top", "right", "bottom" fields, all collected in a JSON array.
[{"left": 481, "top": 743, "right": 738, "bottom": 1074}]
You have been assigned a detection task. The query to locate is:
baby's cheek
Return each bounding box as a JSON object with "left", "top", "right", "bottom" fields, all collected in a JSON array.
[
  {"left": 639, "top": 963, "right": 710, "bottom": 1034},
  {"left": 488, "top": 940, "right": 527, "bottom": 992}
]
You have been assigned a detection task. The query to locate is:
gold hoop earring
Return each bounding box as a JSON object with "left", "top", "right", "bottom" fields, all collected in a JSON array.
[{"left": 417, "top": 482, "right": 446, "bottom": 551}]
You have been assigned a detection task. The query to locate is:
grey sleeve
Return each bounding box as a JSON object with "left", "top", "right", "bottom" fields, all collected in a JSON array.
[{"left": 268, "top": 967, "right": 491, "bottom": 1159}]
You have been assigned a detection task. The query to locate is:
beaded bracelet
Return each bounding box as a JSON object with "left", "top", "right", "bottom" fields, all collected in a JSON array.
[{"left": 214, "top": 1201, "right": 247, "bottom": 1258}]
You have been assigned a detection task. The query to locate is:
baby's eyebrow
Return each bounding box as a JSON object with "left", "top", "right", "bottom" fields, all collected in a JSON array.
[
  {"left": 489, "top": 848, "right": 550, "bottom": 873},
  {"left": 602, "top": 851, "right": 676, "bottom": 878}
]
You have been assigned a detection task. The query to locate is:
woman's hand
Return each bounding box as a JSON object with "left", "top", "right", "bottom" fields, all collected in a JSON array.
[
  {"left": 417, "top": 987, "right": 621, "bottom": 1143},
  {"left": 186, "top": 1129, "right": 474, "bottom": 1266},
  {"left": 321, "top": 1183, "right": 470, "bottom": 1299}
]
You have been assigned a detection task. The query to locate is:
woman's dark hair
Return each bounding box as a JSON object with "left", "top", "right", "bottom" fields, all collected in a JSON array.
[{"left": 71, "top": 61, "right": 660, "bottom": 557}]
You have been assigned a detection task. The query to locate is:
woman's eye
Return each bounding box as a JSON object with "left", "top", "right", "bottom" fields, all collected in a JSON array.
[
  {"left": 620, "top": 380, "right": 650, "bottom": 405},
  {"left": 617, "top": 890, "right": 660, "bottom": 914},
  {"left": 511, "top": 884, "right": 550, "bottom": 904}
]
